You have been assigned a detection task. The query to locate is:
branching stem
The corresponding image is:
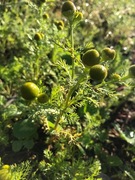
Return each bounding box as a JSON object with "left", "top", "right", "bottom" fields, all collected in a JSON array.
[
  {"left": 54, "top": 19, "right": 84, "bottom": 130},
  {"left": 54, "top": 74, "right": 86, "bottom": 130}
]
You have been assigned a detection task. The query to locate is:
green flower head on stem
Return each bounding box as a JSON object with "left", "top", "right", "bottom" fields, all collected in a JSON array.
[{"left": 62, "top": 1, "right": 76, "bottom": 19}]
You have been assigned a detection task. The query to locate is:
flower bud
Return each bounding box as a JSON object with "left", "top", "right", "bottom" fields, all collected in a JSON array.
[
  {"left": 37, "top": 93, "right": 49, "bottom": 103},
  {"left": 89, "top": 64, "right": 107, "bottom": 82},
  {"left": 74, "top": 11, "right": 83, "bottom": 23},
  {"left": 111, "top": 73, "right": 121, "bottom": 81},
  {"left": 34, "top": 33, "right": 44, "bottom": 41},
  {"left": 62, "top": 1, "right": 76, "bottom": 19},
  {"left": 101, "top": 47, "right": 116, "bottom": 61},
  {"left": 82, "top": 49, "right": 100, "bottom": 67},
  {"left": 42, "top": 13, "right": 49, "bottom": 20}
]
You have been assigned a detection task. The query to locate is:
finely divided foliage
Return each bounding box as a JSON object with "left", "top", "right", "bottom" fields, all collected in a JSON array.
[{"left": 0, "top": 0, "right": 135, "bottom": 179}]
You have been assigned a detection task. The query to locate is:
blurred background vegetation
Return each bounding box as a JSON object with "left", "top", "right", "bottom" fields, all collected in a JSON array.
[{"left": 0, "top": 0, "right": 135, "bottom": 179}]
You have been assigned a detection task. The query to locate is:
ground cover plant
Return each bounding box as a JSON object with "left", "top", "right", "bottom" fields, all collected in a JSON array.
[{"left": 0, "top": 0, "right": 135, "bottom": 179}]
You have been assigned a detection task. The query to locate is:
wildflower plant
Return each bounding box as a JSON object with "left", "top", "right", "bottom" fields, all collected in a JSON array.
[{"left": 0, "top": 0, "right": 135, "bottom": 179}]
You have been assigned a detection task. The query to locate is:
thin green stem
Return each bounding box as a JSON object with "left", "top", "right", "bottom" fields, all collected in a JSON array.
[
  {"left": 54, "top": 109, "right": 65, "bottom": 130},
  {"left": 70, "top": 24, "right": 75, "bottom": 80},
  {"left": 54, "top": 74, "right": 86, "bottom": 130},
  {"left": 54, "top": 19, "right": 85, "bottom": 130}
]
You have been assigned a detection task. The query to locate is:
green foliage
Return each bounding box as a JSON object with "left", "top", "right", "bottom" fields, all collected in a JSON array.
[
  {"left": 0, "top": 0, "right": 135, "bottom": 179},
  {"left": 10, "top": 161, "right": 32, "bottom": 180},
  {"left": 37, "top": 149, "right": 101, "bottom": 180},
  {"left": 114, "top": 124, "right": 135, "bottom": 146},
  {"left": 0, "top": 160, "right": 32, "bottom": 180},
  {"left": 12, "top": 119, "right": 38, "bottom": 152}
]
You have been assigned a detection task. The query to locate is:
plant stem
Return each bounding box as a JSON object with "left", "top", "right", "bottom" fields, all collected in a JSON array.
[
  {"left": 70, "top": 23, "right": 75, "bottom": 80},
  {"left": 54, "top": 74, "right": 86, "bottom": 130},
  {"left": 54, "top": 109, "right": 65, "bottom": 130},
  {"left": 54, "top": 20, "right": 85, "bottom": 130},
  {"left": 54, "top": 84, "right": 78, "bottom": 130}
]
